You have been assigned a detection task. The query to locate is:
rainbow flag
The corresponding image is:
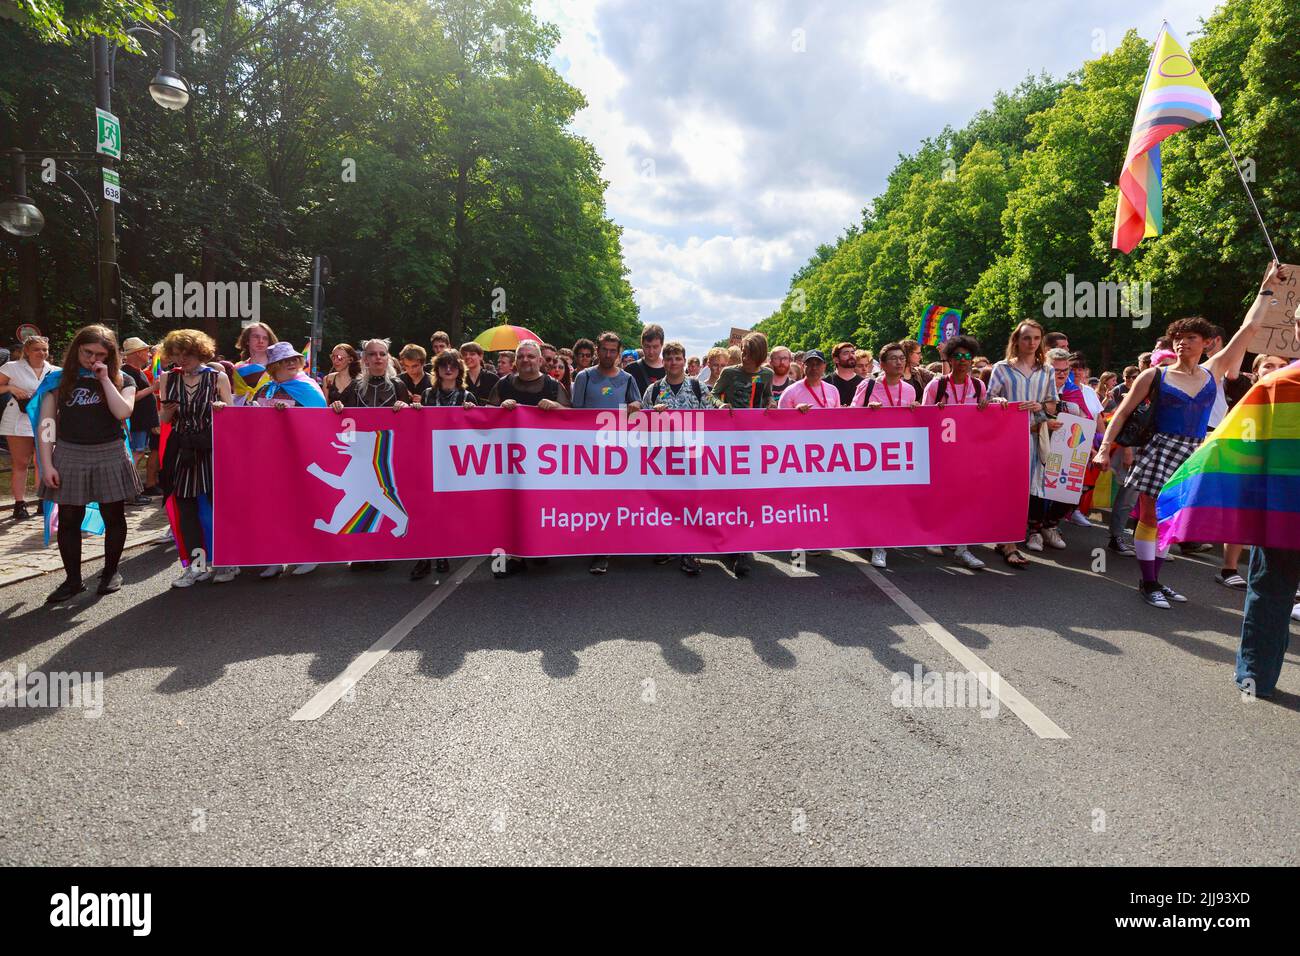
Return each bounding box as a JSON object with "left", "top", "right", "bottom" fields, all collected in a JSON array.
[
  {"left": 1157, "top": 364, "right": 1300, "bottom": 551},
  {"left": 301, "top": 340, "right": 314, "bottom": 379},
  {"left": 918, "top": 305, "right": 961, "bottom": 346},
  {"left": 1112, "top": 23, "right": 1221, "bottom": 254}
]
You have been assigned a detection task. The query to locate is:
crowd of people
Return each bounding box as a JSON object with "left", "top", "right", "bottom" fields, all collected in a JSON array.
[{"left": 1, "top": 263, "right": 1296, "bottom": 693}]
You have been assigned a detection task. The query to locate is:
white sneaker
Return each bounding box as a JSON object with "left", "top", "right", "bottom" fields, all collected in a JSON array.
[
  {"left": 259, "top": 564, "right": 285, "bottom": 579},
  {"left": 194, "top": 567, "right": 215, "bottom": 583},
  {"left": 291, "top": 563, "right": 318, "bottom": 576},
  {"left": 1026, "top": 532, "right": 1044, "bottom": 552},
  {"left": 1043, "top": 528, "right": 1067, "bottom": 550},
  {"left": 954, "top": 547, "right": 985, "bottom": 570},
  {"left": 926, "top": 546, "right": 943, "bottom": 556},
  {"left": 212, "top": 567, "right": 237, "bottom": 584},
  {"left": 1067, "top": 510, "right": 1091, "bottom": 527},
  {"left": 870, "top": 548, "right": 887, "bottom": 568},
  {"left": 171, "top": 566, "right": 199, "bottom": 588},
  {"left": 1292, "top": 603, "right": 1300, "bottom": 622}
]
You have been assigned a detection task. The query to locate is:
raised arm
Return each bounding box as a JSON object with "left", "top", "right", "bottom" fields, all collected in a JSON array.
[{"left": 1206, "top": 261, "right": 1289, "bottom": 380}]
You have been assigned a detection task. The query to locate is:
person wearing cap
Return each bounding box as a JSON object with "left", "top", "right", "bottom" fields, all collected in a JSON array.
[
  {"left": 120, "top": 336, "right": 161, "bottom": 502},
  {"left": 777, "top": 349, "right": 839, "bottom": 411}
]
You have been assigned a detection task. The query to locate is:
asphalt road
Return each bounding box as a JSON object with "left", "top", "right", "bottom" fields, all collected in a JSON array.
[{"left": 1, "top": 523, "right": 1297, "bottom": 866}]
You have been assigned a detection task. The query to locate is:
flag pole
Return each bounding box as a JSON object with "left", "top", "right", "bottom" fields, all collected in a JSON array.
[{"left": 1213, "top": 119, "right": 1280, "bottom": 263}]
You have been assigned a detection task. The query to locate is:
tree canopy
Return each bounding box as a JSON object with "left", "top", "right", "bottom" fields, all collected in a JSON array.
[
  {"left": 756, "top": 0, "right": 1298, "bottom": 371},
  {"left": 0, "top": 0, "right": 641, "bottom": 354}
]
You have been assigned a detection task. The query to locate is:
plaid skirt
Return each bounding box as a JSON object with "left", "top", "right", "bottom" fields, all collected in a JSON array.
[
  {"left": 1124, "top": 431, "right": 1201, "bottom": 498},
  {"left": 39, "top": 439, "right": 141, "bottom": 506}
]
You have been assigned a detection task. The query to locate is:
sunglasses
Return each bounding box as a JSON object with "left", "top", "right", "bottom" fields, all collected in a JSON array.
[{"left": 949, "top": 352, "right": 973, "bottom": 361}]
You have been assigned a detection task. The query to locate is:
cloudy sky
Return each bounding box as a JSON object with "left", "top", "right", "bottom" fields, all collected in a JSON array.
[{"left": 532, "top": 0, "right": 1221, "bottom": 355}]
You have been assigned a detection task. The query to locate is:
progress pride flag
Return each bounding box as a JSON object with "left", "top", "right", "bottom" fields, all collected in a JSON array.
[{"left": 212, "top": 406, "right": 1028, "bottom": 565}]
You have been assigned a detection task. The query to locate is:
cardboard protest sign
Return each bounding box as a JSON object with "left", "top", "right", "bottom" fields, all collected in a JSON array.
[
  {"left": 1244, "top": 263, "right": 1300, "bottom": 357},
  {"left": 1042, "top": 412, "right": 1097, "bottom": 506}
]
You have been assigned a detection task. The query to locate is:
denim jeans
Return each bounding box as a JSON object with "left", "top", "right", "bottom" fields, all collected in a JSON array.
[
  {"left": 1108, "top": 449, "right": 1138, "bottom": 538},
  {"left": 1235, "top": 546, "right": 1300, "bottom": 696}
]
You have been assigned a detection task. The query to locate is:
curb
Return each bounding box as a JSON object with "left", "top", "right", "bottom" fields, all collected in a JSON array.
[{"left": 0, "top": 529, "right": 170, "bottom": 589}]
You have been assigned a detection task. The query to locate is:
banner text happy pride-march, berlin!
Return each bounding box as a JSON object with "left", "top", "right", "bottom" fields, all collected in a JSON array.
[{"left": 212, "top": 406, "right": 1030, "bottom": 564}]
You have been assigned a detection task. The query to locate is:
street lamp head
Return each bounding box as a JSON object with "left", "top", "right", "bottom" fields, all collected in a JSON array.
[
  {"left": 0, "top": 195, "right": 45, "bottom": 237},
  {"left": 149, "top": 33, "right": 190, "bottom": 110},
  {"left": 149, "top": 69, "right": 190, "bottom": 110}
]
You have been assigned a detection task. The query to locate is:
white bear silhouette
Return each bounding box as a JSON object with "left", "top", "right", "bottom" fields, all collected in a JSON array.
[{"left": 307, "top": 430, "right": 409, "bottom": 537}]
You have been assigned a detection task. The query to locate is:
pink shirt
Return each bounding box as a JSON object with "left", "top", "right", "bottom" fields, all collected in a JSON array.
[
  {"left": 853, "top": 377, "right": 915, "bottom": 407},
  {"left": 921, "top": 375, "right": 982, "bottom": 406},
  {"left": 777, "top": 378, "right": 840, "bottom": 409}
]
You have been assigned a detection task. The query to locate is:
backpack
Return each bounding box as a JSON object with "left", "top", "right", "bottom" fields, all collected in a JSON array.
[{"left": 934, "top": 375, "right": 984, "bottom": 404}]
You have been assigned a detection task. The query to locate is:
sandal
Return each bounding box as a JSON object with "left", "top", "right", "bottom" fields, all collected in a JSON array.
[{"left": 999, "top": 546, "right": 1029, "bottom": 568}]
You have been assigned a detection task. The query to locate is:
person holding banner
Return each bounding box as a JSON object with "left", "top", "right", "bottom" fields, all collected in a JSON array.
[
  {"left": 987, "top": 319, "right": 1058, "bottom": 567},
  {"left": 642, "top": 341, "right": 715, "bottom": 576},
  {"left": 411, "top": 349, "right": 479, "bottom": 582},
  {"left": 852, "top": 342, "right": 916, "bottom": 410},
  {"left": 250, "top": 342, "right": 327, "bottom": 410},
  {"left": 160, "top": 330, "right": 235, "bottom": 587},
  {"left": 777, "top": 349, "right": 838, "bottom": 411},
  {"left": 35, "top": 325, "right": 140, "bottom": 602},
  {"left": 487, "top": 340, "right": 569, "bottom": 580},
  {"left": 921, "top": 335, "right": 1000, "bottom": 570},
  {"left": 330, "top": 339, "right": 412, "bottom": 413},
  {"left": 324, "top": 344, "right": 360, "bottom": 406},
  {"left": 710, "top": 332, "right": 772, "bottom": 577},
  {"left": 1095, "top": 265, "right": 1281, "bottom": 609},
  {"left": 572, "top": 332, "right": 641, "bottom": 576}
]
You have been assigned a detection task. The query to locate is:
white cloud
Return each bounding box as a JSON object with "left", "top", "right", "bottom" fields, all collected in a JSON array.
[{"left": 533, "top": 0, "right": 1225, "bottom": 353}]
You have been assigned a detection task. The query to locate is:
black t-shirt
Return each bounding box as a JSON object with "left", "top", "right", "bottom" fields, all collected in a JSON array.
[
  {"left": 421, "top": 387, "right": 478, "bottom": 407},
  {"left": 123, "top": 364, "right": 158, "bottom": 431},
  {"left": 488, "top": 374, "right": 570, "bottom": 407},
  {"left": 627, "top": 360, "right": 667, "bottom": 395},
  {"left": 771, "top": 377, "right": 792, "bottom": 399},
  {"left": 399, "top": 372, "right": 432, "bottom": 398},
  {"left": 59, "top": 377, "right": 130, "bottom": 445},
  {"left": 465, "top": 366, "right": 499, "bottom": 403},
  {"left": 831, "top": 372, "right": 862, "bottom": 406},
  {"left": 345, "top": 378, "right": 411, "bottom": 408}
]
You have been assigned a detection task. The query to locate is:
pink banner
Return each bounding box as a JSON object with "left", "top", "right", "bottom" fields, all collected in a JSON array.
[{"left": 212, "top": 406, "right": 1029, "bottom": 564}]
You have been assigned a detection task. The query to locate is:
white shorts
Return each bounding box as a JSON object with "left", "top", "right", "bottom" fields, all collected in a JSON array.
[{"left": 0, "top": 400, "right": 33, "bottom": 438}]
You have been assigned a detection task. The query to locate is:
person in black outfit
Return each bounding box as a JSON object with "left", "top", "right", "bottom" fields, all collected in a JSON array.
[
  {"left": 485, "top": 341, "right": 569, "bottom": 579},
  {"left": 324, "top": 343, "right": 360, "bottom": 406},
  {"left": 36, "top": 325, "right": 140, "bottom": 602},
  {"left": 411, "top": 349, "right": 479, "bottom": 581},
  {"left": 460, "top": 341, "right": 498, "bottom": 402},
  {"left": 626, "top": 323, "right": 668, "bottom": 395},
  {"left": 329, "top": 339, "right": 411, "bottom": 571},
  {"left": 397, "top": 343, "right": 433, "bottom": 402}
]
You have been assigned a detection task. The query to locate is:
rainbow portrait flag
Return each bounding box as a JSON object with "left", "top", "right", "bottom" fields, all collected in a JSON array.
[
  {"left": 1112, "top": 23, "right": 1221, "bottom": 254},
  {"left": 1157, "top": 364, "right": 1300, "bottom": 551},
  {"left": 918, "top": 305, "right": 962, "bottom": 346}
]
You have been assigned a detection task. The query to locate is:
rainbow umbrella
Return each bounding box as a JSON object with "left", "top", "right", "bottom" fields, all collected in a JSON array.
[{"left": 473, "top": 325, "right": 543, "bottom": 351}]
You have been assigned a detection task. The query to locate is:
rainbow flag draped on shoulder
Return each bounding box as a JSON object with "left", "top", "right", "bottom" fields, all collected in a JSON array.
[
  {"left": 1157, "top": 364, "right": 1300, "bottom": 551},
  {"left": 1112, "top": 23, "right": 1221, "bottom": 254}
]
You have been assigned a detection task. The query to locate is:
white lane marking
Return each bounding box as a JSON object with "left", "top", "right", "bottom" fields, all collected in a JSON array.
[
  {"left": 841, "top": 551, "right": 1070, "bottom": 740},
  {"left": 291, "top": 557, "right": 484, "bottom": 721}
]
